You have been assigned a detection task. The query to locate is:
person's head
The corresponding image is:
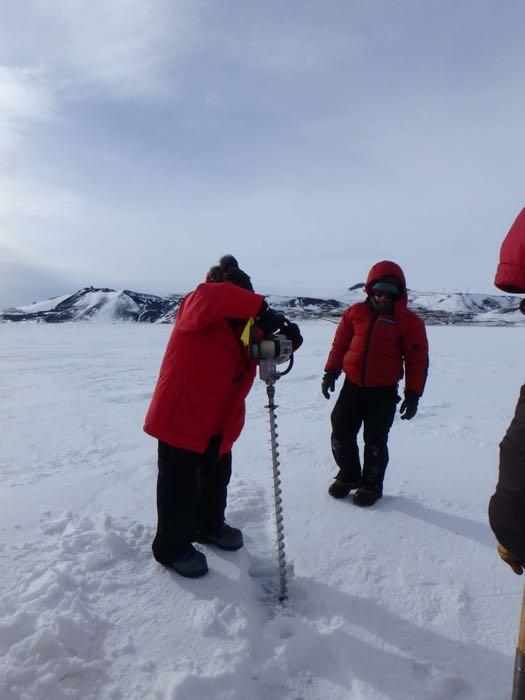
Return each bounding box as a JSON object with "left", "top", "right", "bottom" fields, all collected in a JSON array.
[
  {"left": 207, "top": 255, "right": 253, "bottom": 291},
  {"left": 370, "top": 275, "right": 402, "bottom": 313}
]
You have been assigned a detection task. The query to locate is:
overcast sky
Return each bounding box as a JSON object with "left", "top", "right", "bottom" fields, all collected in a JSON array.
[{"left": 1, "top": 1, "right": 524, "bottom": 308}]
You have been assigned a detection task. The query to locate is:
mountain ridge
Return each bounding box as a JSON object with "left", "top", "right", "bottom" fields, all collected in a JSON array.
[{"left": 1, "top": 285, "right": 524, "bottom": 325}]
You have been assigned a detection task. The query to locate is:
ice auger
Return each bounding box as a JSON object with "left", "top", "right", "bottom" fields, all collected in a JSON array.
[{"left": 251, "top": 334, "right": 294, "bottom": 603}]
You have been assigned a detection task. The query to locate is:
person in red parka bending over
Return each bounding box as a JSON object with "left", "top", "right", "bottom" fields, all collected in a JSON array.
[
  {"left": 144, "top": 255, "right": 302, "bottom": 578},
  {"left": 322, "top": 260, "right": 429, "bottom": 507}
]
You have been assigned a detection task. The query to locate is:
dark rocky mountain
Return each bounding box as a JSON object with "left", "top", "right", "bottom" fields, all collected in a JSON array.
[
  {"left": 1, "top": 285, "right": 524, "bottom": 325},
  {"left": 1, "top": 288, "right": 184, "bottom": 324}
]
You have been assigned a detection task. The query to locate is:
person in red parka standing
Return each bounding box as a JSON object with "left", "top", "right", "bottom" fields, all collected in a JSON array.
[
  {"left": 322, "top": 260, "right": 429, "bottom": 507},
  {"left": 489, "top": 208, "right": 525, "bottom": 575},
  {"left": 144, "top": 255, "right": 302, "bottom": 578}
]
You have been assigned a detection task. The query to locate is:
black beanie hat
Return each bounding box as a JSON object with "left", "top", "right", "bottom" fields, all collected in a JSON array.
[{"left": 208, "top": 255, "right": 253, "bottom": 291}]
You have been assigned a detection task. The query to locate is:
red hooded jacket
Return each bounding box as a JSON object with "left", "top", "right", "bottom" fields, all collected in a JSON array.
[
  {"left": 144, "top": 281, "right": 265, "bottom": 455},
  {"left": 495, "top": 208, "right": 525, "bottom": 293},
  {"left": 489, "top": 208, "right": 525, "bottom": 560},
  {"left": 325, "top": 261, "right": 428, "bottom": 395}
]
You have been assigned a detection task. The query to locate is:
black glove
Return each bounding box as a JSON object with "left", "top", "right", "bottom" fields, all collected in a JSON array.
[
  {"left": 279, "top": 317, "right": 303, "bottom": 351},
  {"left": 497, "top": 543, "right": 525, "bottom": 575},
  {"left": 400, "top": 390, "right": 419, "bottom": 420},
  {"left": 255, "top": 303, "right": 303, "bottom": 350},
  {"left": 255, "top": 302, "right": 284, "bottom": 333},
  {"left": 322, "top": 369, "right": 341, "bottom": 399}
]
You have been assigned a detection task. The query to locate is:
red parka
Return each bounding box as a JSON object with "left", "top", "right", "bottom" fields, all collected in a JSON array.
[
  {"left": 144, "top": 281, "right": 265, "bottom": 456},
  {"left": 325, "top": 261, "right": 428, "bottom": 396},
  {"left": 495, "top": 208, "right": 525, "bottom": 293},
  {"left": 489, "top": 207, "right": 525, "bottom": 560}
]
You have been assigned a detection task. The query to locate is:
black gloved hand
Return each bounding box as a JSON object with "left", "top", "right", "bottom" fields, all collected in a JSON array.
[
  {"left": 279, "top": 317, "right": 303, "bottom": 351},
  {"left": 322, "top": 369, "right": 341, "bottom": 399},
  {"left": 400, "top": 390, "right": 419, "bottom": 420},
  {"left": 255, "top": 302, "right": 284, "bottom": 333},
  {"left": 255, "top": 303, "right": 303, "bottom": 350},
  {"left": 497, "top": 543, "right": 525, "bottom": 575}
]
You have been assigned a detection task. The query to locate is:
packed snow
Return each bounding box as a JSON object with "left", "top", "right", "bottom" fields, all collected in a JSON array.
[{"left": 0, "top": 321, "right": 523, "bottom": 699}]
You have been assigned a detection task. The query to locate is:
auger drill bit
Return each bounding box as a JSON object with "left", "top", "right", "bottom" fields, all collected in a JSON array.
[{"left": 265, "top": 383, "right": 288, "bottom": 602}]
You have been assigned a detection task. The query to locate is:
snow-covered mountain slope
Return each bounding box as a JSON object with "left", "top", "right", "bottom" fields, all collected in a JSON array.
[
  {"left": 0, "top": 321, "right": 522, "bottom": 699},
  {"left": 1, "top": 285, "right": 524, "bottom": 325},
  {"left": 1, "top": 287, "right": 185, "bottom": 324}
]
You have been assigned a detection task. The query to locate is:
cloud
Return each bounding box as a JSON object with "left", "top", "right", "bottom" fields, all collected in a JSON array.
[
  {"left": 0, "top": 180, "right": 81, "bottom": 222},
  {"left": 0, "top": 1, "right": 524, "bottom": 304},
  {"left": 1, "top": 1, "right": 199, "bottom": 102},
  {"left": 0, "top": 4, "right": 196, "bottom": 261},
  {"left": 0, "top": 66, "right": 57, "bottom": 152},
  {"left": 0, "top": 251, "right": 77, "bottom": 310},
  {"left": 0, "top": 66, "right": 82, "bottom": 259}
]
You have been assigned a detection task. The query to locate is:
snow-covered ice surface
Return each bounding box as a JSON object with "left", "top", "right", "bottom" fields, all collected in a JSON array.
[{"left": 0, "top": 321, "right": 523, "bottom": 699}]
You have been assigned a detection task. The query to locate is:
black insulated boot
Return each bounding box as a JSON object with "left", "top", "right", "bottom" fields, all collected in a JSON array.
[
  {"left": 328, "top": 479, "right": 361, "bottom": 499},
  {"left": 352, "top": 484, "right": 382, "bottom": 507},
  {"left": 196, "top": 523, "right": 243, "bottom": 551},
  {"left": 168, "top": 545, "right": 208, "bottom": 578}
]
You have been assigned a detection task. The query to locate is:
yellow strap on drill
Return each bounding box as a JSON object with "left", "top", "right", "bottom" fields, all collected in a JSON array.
[{"left": 240, "top": 317, "right": 255, "bottom": 346}]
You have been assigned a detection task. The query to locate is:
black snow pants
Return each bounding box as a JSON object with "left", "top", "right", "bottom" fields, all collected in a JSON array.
[
  {"left": 152, "top": 435, "right": 232, "bottom": 565},
  {"left": 330, "top": 380, "right": 399, "bottom": 491},
  {"left": 489, "top": 383, "right": 525, "bottom": 561}
]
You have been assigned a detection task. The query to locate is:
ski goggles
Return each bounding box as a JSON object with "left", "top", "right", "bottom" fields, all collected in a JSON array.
[{"left": 371, "top": 281, "right": 401, "bottom": 299}]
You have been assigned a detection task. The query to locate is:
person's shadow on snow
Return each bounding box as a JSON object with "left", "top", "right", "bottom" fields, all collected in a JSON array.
[
  {"left": 380, "top": 495, "right": 495, "bottom": 548},
  {"left": 286, "top": 577, "right": 512, "bottom": 700},
  {"left": 161, "top": 552, "right": 512, "bottom": 699}
]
